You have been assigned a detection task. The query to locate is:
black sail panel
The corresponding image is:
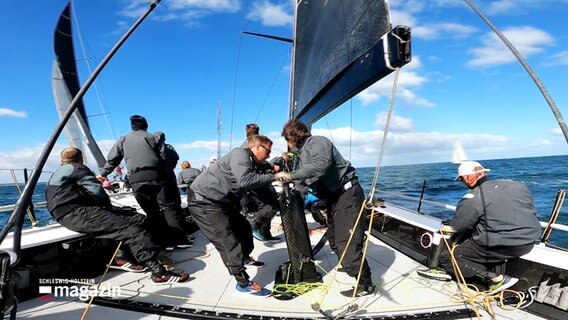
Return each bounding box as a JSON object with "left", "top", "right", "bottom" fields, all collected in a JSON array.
[
  {"left": 291, "top": 0, "right": 411, "bottom": 125},
  {"left": 53, "top": 2, "right": 89, "bottom": 127}
]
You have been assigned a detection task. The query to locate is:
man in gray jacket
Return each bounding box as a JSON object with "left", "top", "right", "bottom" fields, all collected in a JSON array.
[
  {"left": 97, "top": 115, "right": 170, "bottom": 247},
  {"left": 275, "top": 120, "right": 374, "bottom": 298},
  {"left": 417, "top": 161, "right": 541, "bottom": 294},
  {"left": 187, "top": 134, "right": 276, "bottom": 298}
]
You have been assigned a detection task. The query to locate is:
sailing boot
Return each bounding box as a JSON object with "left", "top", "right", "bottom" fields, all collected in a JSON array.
[{"left": 145, "top": 260, "right": 190, "bottom": 285}]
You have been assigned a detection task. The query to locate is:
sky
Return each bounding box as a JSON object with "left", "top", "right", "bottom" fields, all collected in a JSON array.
[{"left": 1, "top": 0, "right": 567, "bottom": 184}]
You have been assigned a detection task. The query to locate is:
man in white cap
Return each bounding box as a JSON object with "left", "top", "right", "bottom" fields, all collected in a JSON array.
[{"left": 417, "top": 161, "right": 541, "bottom": 294}]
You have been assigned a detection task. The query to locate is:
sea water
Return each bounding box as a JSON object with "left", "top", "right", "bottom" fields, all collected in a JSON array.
[{"left": 1, "top": 155, "right": 566, "bottom": 247}]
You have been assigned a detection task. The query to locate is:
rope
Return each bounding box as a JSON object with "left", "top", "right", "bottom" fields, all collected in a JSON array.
[
  {"left": 80, "top": 241, "right": 123, "bottom": 320},
  {"left": 366, "top": 68, "right": 401, "bottom": 207},
  {"left": 439, "top": 230, "right": 532, "bottom": 318}
]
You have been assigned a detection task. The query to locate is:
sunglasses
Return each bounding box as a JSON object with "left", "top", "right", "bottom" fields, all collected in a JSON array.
[{"left": 258, "top": 144, "right": 271, "bottom": 154}]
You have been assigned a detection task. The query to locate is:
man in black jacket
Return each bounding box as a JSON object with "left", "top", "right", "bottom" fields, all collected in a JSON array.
[
  {"left": 46, "top": 147, "right": 189, "bottom": 284},
  {"left": 417, "top": 161, "right": 541, "bottom": 294}
]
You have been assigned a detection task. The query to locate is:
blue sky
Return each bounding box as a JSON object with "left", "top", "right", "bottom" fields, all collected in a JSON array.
[{"left": 1, "top": 0, "right": 567, "bottom": 183}]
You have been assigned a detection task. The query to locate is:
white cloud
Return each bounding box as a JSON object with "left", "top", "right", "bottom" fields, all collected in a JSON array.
[
  {"left": 247, "top": 1, "right": 293, "bottom": 27},
  {"left": 0, "top": 108, "right": 27, "bottom": 118},
  {"left": 412, "top": 22, "right": 477, "bottom": 40},
  {"left": 546, "top": 51, "right": 568, "bottom": 66},
  {"left": 467, "top": 26, "right": 554, "bottom": 67},
  {"left": 356, "top": 57, "right": 434, "bottom": 107},
  {"left": 375, "top": 112, "right": 414, "bottom": 132},
  {"left": 118, "top": 0, "right": 240, "bottom": 24}
]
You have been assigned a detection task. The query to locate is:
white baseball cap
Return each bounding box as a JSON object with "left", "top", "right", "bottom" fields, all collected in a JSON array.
[{"left": 455, "top": 161, "right": 490, "bottom": 180}]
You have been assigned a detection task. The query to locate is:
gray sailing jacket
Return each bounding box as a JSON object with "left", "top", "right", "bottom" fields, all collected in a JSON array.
[
  {"left": 100, "top": 130, "right": 163, "bottom": 178},
  {"left": 177, "top": 167, "right": 201, "bottom": 186},
  {"left": 290, "top": 136, "right": 356, "bottom": 198},
  {"left": 190, "top": 148, "right": 274, "bottom": 203},
  {"left": 450, "top": 178, "right": 541, "bottom": 247}
]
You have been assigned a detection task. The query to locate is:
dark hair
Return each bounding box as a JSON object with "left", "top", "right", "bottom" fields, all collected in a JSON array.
[
  {"left": 130, "top": 115, "right": 148, "bottom": 131},
  {"left": 245, "top": 123, "right": 260, "bottom": 137},
  {"left": 281, "top": 119, "right": 311, "bottom": 145}
]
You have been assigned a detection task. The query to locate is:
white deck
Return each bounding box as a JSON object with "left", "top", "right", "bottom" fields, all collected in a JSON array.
[{"left": 16, "top": 214, "right": 547, "bottom": 320}]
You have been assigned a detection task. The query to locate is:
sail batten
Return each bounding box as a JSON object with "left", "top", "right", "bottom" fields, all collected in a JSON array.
[{"left": 290, "top": 0, "right": 411, "bottom": 125}]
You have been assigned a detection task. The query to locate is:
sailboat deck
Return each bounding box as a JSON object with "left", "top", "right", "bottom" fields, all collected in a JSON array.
[{"left": 17, "top": 216, "right": 546, "bottom": 319}]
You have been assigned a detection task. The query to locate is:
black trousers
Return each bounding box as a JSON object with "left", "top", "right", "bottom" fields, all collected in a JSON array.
[
  {"left": 157, "top": 171, "right": 190, "bottom": 245},
  {"left": 187, "top": 200, "right": 253, "bottom": 276},
  {"left": 327, "top": 184, "right": 372, "bottom": 285},
  {"left": 130, "top": 178, "right": 174, "bottom": 247},
  {"left": 248, "top": 187, "right": 279, "bottom": 238},
  {"left": 439, "top": 238, "right": 534, "bottom": 281},
  {"left": 58, "top": 206, "right": 160, "bottom": 264}
]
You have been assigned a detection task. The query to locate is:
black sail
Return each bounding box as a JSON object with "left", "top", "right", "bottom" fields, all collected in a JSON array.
[{"left": 291, "top": 0, "right": 411, "bottom": 125}]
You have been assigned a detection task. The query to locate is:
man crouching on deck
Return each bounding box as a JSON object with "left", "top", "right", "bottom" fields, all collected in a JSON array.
[{"left": 45, "top": 147, "right": 189, "bottom": 285}]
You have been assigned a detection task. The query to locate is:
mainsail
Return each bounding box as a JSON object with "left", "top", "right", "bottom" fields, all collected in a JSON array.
[
  {"left": 290, "top": 0, "right": 411, "bottom": 125},
  {"left": 51, "top": 2, "right": 106, "bottom": 168}
]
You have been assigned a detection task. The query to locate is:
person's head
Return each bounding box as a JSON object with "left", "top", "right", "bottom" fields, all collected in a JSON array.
[
  {"left": 181, "top": 160, "right": 190, "bottom": 169},
  {"left": 281, "top": 119, "right": 311, "bottom": 149},
  {"left": 455, "top": 161, "right": 490, "bottom": 189},
  {"left": 209, "top": 156, "right": 217, "bottom": 164},
  {"left": 130, "top": 115, "right": 148, "bottom": 131},
  {"left": 60, "top": 147, "right": 83, "bottom": 164},
  {"left": 245, "top": 123, "right": 260, "bottom": 137},
  {"left": 247, "top": 134, "right": 273, "bottom": 163}
]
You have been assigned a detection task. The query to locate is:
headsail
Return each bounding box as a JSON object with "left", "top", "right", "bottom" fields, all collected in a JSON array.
[
  {"left": 290, "top": 0, "right": 411, "bottom": 125},
  {"left": 51, "top": 2, "right": 106, "bottom": 168},
  {"left": 451, "top": 141, "right": 469, "bottom": 164}
]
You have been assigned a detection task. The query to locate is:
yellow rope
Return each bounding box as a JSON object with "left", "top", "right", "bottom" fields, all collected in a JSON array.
[
  {"left": 80, "top": 241, "right": 123, "bottom": 320},
  {"left": 439, "top": 230, "right": 529, "bottom": 318}
]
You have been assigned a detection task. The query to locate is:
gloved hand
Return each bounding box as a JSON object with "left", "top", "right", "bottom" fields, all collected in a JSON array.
[{"left": 275, "top": 172, "right": 291, "bottom": 182}]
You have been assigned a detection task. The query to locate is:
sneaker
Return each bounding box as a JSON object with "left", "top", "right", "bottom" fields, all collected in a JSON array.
[
  {"left": 235, "top": 281, "right": 272, "bottom": 298},
  {"left": 416, "top": 267, "right": 452, "bottom": 281},
  {"left": 252, "top": 229, "right": 267, "bottom": 242},
  {"left": 244, "top": 256, "right": 265, "bottom": 268},
  {"left": 253, "top": 229, "right": 281, "bottom": 243},
  {"left": 152, "top": 271, "right": 190, "bottom": 285},
  {"left": 264, "top": 235, "right": 281, "bottom": 243},
  {"left": 340, "top": 284, "right": 376, "bottom": 298},
  {"left": 487, "top": 275, "right": 519, "bottom": 295},
  {"left": 109, "top": 259, "right": 148, "bottom": 273}
]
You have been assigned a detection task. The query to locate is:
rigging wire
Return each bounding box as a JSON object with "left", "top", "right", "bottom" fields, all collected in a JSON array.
[
  {"left": 254, "top": 52, "right": 290, "bottom": 123},
  {"left": 323, "top": 117, "right": 335, "bottom": 144},
  {"left": 71, "top": 0, "right": 116, "bottom": 141},
  {"left": 228, "top": 31, "right": 244, "bottom": 151}
]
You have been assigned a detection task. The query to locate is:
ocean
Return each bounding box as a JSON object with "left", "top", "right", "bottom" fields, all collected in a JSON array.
[{"left": 1, "top": 155, "right": 567, "bottom": 247}]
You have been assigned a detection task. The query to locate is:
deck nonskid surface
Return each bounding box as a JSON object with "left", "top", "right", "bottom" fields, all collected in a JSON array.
[{"left": 17, "top": 216, "right": 546, "bottom": 319}]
